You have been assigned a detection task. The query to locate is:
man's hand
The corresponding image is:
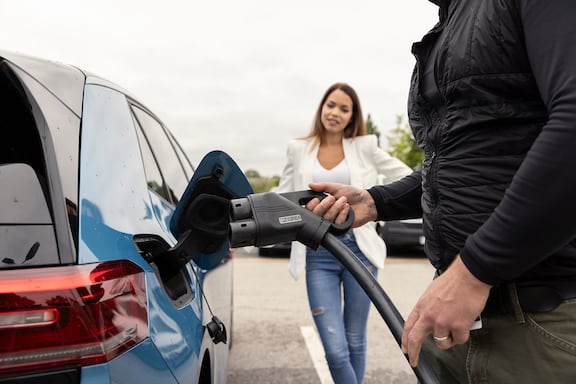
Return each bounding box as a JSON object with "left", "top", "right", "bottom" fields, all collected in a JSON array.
[
  {"left": 401, "top": 255, "right": 491, "bottom": 367},
  {"left": 306, "top": 182, "right": 378, "bottom": 227}
]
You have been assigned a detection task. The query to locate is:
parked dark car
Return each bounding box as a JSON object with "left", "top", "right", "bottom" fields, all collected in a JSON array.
[
  {"left": 0, "top": 50, "right": 245, "bottom": 384},
  {"left": 258, "top": 218, "right": 425, "bottom": 257},
  {"left": 258, "top": 242, "right": 291, "bottom": 257},
  {"left": 377, "top": 219, "right": 425, "bottom": 250}
]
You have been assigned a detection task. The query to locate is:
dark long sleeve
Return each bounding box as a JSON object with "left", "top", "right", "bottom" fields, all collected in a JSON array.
[
  {"left": 460, "top": 0, "right": 576, "bottom": 284},
  {"left": 367, "top": 170, "right": 423, "bottom": 221}
]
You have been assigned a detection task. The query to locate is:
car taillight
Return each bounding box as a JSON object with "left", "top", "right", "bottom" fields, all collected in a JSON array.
[{"left": 0, "top": 260, "right": 148, "bottom": 374}]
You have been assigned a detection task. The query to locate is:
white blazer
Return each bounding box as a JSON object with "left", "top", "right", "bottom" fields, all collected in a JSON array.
[{"left": 274, "top": 135, "right": 412, "bottom": 280}]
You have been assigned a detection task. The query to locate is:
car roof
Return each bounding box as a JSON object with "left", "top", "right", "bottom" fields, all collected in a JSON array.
[
  {"left": 0, "top": 49, "right": 88, "bottom": 116},
  {"left": 1, "top": 49, "right": 160, "bottom": 126}
]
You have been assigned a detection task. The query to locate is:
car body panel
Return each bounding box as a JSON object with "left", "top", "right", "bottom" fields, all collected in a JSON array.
[
  {"left": 81, "top": 340, "right": 179, "bottom": 384},
  {"left": 0, "top": 49, "right": 233, "bottom": 383},
  {"left": 79, "top": 84, "right": 163, "bottom": 238},
  {"left": 78, "top": 81, "right": 207, "bottom": 384}
]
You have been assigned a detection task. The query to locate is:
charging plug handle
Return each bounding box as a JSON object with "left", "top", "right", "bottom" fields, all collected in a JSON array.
[{"left": 229, "top": 190, "right": 354, "bottom": 249}]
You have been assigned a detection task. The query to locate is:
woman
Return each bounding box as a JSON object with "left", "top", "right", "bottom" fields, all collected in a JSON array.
[{"left": 274, "top": 82, "right": 412, "bottom": 383}]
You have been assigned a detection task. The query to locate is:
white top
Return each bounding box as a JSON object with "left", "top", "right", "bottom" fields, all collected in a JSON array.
[
  {"left": 313, "top": 158, "right": 351, "bottom": 185},
  {"left": 274, "top": 135, "right": 413, "bottom": 280}
]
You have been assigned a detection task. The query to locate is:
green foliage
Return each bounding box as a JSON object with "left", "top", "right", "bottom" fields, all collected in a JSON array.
[
  {"left": 365, "top": 114, "right": 381, "bottom": 145},
  {"left": 387, "top": 115, "right": 424, "bottom": 170},
  {"left": 244, "top": 169, "right": 260, "bottom": 178},
  {"left": 245, "top": 169, "right": 280, "bottom": 193}
]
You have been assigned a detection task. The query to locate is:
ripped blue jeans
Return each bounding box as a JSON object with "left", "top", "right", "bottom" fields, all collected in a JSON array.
[{"left": 305, "top": 232, "right": 377, "bottom": 384}]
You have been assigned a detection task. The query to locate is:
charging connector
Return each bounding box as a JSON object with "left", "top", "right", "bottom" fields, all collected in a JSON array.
[{"left": 229, "top": 190, "right": 353, "bottom": 250}]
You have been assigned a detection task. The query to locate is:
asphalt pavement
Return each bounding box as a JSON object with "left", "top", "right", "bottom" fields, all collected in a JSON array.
[{"left": 227, "top": 247, "right": 434, "bottom": 384}]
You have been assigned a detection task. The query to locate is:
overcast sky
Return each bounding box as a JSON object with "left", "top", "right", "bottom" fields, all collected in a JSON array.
[{"left": 1, "top": 1, "right": 438, "bottom": 176}]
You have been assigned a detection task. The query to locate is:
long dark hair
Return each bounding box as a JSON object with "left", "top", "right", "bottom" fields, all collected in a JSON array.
[{"left": 304, "top": 82, "right": 367, "bottom": 145}]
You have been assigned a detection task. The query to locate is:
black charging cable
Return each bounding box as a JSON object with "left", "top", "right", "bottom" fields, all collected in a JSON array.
[
  {"left": 321, "top": 232, "right": 437, "bottom": 384},
  {"left": 229, "top": 190, "right": 438, "bottom": 384}
]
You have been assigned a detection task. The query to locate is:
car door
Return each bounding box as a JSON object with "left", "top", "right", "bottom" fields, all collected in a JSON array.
[{"left": 79, "top": 83, "right": 205, "bottom": 383}]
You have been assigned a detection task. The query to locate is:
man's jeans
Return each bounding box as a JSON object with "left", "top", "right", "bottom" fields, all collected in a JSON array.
[
  {"left": 427, "top": 285, "right": 576, "bottom": 383},
  {"left": 305, "top": 232, "right": 377, "bottom": 384}
]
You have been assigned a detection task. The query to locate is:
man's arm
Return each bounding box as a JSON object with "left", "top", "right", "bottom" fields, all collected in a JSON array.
[
  {"left": 367, "top": 170, "right": 423, "bottom": 221},
  {"left": 460, "top": 0, "right": 576, "bottom": 285},
  {"left": 307, "top": 170, "right": 423, "bottom": 226}
]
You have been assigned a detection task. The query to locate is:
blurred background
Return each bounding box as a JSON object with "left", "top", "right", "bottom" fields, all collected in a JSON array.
[{"left": 0, "top": 0, "right": 436, "bottom": 179}]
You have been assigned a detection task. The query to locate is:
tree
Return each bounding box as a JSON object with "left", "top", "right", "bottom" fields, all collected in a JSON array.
[
  {"left": 245, "top": 169, "right": 280, "bottom": 193},
  {"left": 387, "top": 115, "right": 424, "bottom": 170},
  {"left": 244, "top": 169, "right": 261, "bottom": 178},
  {"left": 366, "top": 113, "right": 381, "bottom": 145}
]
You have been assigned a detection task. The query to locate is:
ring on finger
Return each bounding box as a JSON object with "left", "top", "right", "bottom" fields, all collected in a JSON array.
[{"left": 433, "top": 335, "right": 450, "bottom": 342}]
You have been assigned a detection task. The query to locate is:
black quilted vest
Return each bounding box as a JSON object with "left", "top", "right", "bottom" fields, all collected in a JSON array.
[{"left": 408, "top": 0, "right": 547, "bottom": 271}]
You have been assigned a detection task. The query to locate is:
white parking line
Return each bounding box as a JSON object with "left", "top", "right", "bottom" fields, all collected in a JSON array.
[{"left": 300, "top": 325, "right": 332, "bottom": 384}]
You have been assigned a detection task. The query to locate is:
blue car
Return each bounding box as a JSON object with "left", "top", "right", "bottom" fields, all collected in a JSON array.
[{"left": 0, "top": 50, "right": 251, "bottom": 384}]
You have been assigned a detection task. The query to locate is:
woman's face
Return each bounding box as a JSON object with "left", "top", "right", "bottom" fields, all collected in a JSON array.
[{"left": 321, "top": 89, "right": 353, "bottom": 136}]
